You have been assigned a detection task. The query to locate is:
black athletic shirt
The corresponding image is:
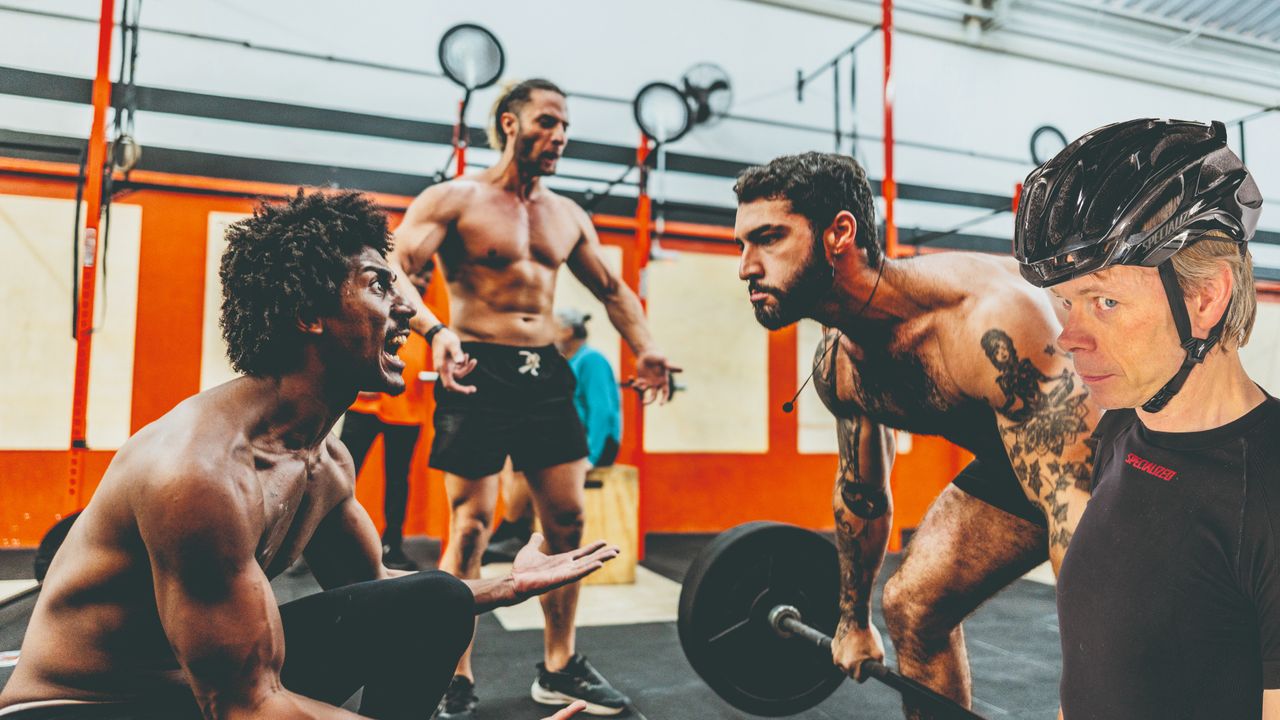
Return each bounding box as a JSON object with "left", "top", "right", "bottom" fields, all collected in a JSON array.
[{"left": 1058, "top": 395, "right": 1280, "bottom": 719}]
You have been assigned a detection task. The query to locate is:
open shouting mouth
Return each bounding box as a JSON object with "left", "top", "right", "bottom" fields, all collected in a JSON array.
[{"left": 383, "top": 329, "right": 408, "bottom": 371}]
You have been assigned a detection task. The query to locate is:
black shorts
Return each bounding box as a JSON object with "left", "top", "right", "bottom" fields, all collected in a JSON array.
[
  {"left": 950, "top": 457, "right": 1046, "bottom": 527},
  {"left": 429, "top": 342, "right": 588, "bottom": 478}
]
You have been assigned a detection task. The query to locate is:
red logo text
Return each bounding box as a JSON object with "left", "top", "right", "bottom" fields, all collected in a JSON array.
[{"left": 1125, "top": 453, "right": 1177, "bottom": 482}]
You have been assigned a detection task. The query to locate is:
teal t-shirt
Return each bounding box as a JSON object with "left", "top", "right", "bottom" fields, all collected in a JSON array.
[{"left": 567, "top": 345, "right": 621, "bottom": 466}]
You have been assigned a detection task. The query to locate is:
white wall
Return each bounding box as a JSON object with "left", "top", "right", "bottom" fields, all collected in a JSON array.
[{"left": 0, "top": 195, "right": 141, "bottom": 449}]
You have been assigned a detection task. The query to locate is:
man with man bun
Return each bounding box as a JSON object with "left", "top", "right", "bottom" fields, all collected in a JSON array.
[{"left": 390, "top": 78, "right": 678, "bottom": 718}]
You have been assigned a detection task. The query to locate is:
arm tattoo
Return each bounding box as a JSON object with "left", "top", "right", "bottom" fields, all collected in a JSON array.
[
  {"left": 836, "top": 418, "right": 873, "bottom": 627},
  {"left": 983, "top": 328, "right": 1089, "bottom": 456},
  {"left": 838, "top": 417, "right": 889, "bottom": 519},
  {"left": 838, "top": 415, "right": 861, "bottom": 480},
  {"left": 834, "top": 416, "right": 888, "bottom": 627},
  {"left": 836, "top": 511, "right": 873, "bottom": 627},
  {"left": 983, "top": 328, "right": 1093, "bottom": 552},
  {"left": 815, "top": 327, "right": 890, "bottom": 626},
  {"left": 1041, "top": 435, "right": 1098, "bottom": 548}
]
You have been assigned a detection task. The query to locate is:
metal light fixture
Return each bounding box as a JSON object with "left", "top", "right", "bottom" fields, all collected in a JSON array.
[
  {"left": 1030, "top": 124, "right": 1069, "bottom": 166},
  {"left": 438, "top": 23, "right": 504, "bottom": 92},
  {"left": 435, "top": 23, "right": 505, "bottom": 178},
  {"left": 633, "top": 81, "right": 693, "bottom": 145}
]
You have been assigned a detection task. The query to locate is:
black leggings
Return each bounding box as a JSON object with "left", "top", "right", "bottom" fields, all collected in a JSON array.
[
  {"left": 0, "top": 572, "right": 474, "bottom": 720},
  {"left": 340, "top": 410, "right": 421, "bottom": 547}
]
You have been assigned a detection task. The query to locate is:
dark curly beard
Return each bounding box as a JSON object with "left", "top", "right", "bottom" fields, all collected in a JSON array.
[{"left": 751, "top": 247, "right": 834, "bottom": 330}]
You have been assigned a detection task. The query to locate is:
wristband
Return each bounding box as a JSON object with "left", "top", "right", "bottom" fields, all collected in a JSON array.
[{"left": 424, "top": 323, "right": 447, "bottom": 346}]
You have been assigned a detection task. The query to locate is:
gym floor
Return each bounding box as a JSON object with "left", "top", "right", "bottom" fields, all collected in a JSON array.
[{"left": 0, "top": 537, "right": 1061, "bottom": 719}]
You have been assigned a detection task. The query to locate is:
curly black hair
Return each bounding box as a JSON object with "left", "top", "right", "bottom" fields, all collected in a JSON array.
[
  {"left": 219, "top": 190, "right": 391, "bottom": 377},
  {"left": 733, "top": 152, "right": 882, "bottom": 267}
]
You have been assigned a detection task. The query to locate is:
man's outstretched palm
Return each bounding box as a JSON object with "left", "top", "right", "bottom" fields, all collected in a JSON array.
[
  {"left": 511, "top": 533, "right": 619, "bottom": 600},
  {"left": 629, "top": 351, "right": 682, "bottom": 405}
]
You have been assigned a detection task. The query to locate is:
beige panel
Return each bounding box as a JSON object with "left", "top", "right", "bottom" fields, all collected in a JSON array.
[
  {"left": 1241, "top": 300, "right": 1280, "bottom": 392},
  {"left": 796, "top": 319, "right": 839, "bottom": 454},
  {"left": 553, "top": 244, "right": 622, "bottom": 378},
  {"left": 643, "top": 253, "right": 768, "bottom": 453},
  {"left": 0, "top": 195, "right": 141, "bottom": 449},
  {"left": 200, "top": 212, "right": 249, "bottom": 391},
  {"left": 581, "top": 464, "right": 638, "bottom": 585}
]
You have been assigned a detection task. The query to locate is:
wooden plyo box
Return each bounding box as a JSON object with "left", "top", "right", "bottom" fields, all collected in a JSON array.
[{"left": 581, "top": 464, "right": 638, "bottom": 585}]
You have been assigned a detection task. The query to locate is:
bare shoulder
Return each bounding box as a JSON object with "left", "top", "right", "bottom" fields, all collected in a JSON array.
[
  {"left": 318, "top": 434, "right": 357, "bottom": 495},
  {"left": 951, "top": 266, "right": 1088, "bottom": 426},
  {"left": 544, "top": 189, "right": 591, "bottom": 228},
  {"left": 945, "top": 259, "right": 1061, "bottom": 384},
  {"left": 550, "top": 189, "right": 587, "bottom": 216},
  {"left": 120, "top": 396, "right": 263, "bottom": 530},
  {"left": 406, "top": 178, "right": 480, "bottom": 221}
]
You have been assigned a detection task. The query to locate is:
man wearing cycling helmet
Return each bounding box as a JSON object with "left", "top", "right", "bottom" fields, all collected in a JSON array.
[{"left": 1013, "top": 118, "right": 1277, "bottom": 719}]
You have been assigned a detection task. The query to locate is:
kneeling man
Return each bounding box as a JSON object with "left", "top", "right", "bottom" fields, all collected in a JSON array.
[{"left": 0, "top": 191, "right": 612, "bottom": 720}]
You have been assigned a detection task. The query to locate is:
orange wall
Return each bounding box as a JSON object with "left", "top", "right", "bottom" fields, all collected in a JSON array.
[{"left": 0, "top": 168, "right": 965, "bottom": 550}]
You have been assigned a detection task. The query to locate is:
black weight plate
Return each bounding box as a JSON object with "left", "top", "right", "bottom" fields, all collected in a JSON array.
[
  {"left": 33, "top": 510, "right": 80, "bottom": 582},
  {"left": 678, "top": 522, "right": 846, "bottom": 716}
]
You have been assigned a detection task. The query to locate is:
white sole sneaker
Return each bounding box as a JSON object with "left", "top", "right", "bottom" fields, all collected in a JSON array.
[{"left": 530, "top": 681, "right": 626, "bottom": 716}]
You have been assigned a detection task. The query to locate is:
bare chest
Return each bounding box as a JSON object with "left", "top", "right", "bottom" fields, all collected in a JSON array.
[
  {"left": 252, "top": 456, "right": 337, "bottom": 576},
  {"left": 828, "top": 330, "right": 972, "bottom": 436},
  {"left": 445, "top": 194, "right": 580, "bottom": 271}
]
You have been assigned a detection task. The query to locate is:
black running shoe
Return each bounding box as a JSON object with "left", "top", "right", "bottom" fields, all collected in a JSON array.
[
  {"left": 482, "top": 519, "right": 533, "bottom": 565},
  {"left": 481, "top": 535, "right": 527, "bottom": 565},
  {"left": 381, "top": 544, "right": 419, "bottom": 572},
  {"left": 531, "top": 654, "right": 629, "bottom": 716},
  {"left": 432, "top": 675, "right": 477, "bottom": 719}
]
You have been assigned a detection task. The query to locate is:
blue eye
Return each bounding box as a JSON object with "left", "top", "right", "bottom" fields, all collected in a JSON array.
[{"left": 1095, "top": 297, "right": 1117, "bottom": 310}]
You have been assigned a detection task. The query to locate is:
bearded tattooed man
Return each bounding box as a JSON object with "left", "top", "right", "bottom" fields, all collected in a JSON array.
[{"left": 732, "top": 152, "right": 1098, "bottom": 720}]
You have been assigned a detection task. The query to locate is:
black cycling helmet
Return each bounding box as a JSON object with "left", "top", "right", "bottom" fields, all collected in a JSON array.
[
  {"left": 1013, "top": 118, "right": 1263, "bottom": 412},
  {"left": 1015, "top": 118, "right": 1260, "bottom": 288}
]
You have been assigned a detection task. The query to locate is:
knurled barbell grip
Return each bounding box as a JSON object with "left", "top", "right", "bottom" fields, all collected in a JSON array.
[{"left": 770, "top": 605, "right": 986, "bottom": 720}]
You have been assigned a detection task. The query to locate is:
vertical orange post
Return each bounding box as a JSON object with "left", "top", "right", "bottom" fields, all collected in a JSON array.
[
  {"left": 454, "top": 99, "right": 467, "bottom": 177},
  {"left": 67, "top": 0, "right": 117, "bottom": 514},
  {"left": 632, "top": 135, "right": 652, "bottom": 559},
  {"left": 881, "top": 0, "right": 897, "bottom": 258},
  {"left": 635, "top": 147, "right": 653, "bottom": 267}
]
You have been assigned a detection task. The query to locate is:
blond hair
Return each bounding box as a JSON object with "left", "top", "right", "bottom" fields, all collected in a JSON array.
[
  {"left": 486, "top": 77, "right": 564, "bottom": 151},
  {"left": 1143, "top": 196, "right": 1256, "bottom": 348},
  {"left": 1169, "top": 232, "right": 1256, "bottom": 348}
]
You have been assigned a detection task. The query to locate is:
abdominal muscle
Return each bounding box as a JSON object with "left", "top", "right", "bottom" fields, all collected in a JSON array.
[{"left": 446, "top": 260, "right": 565, "bottom": 347}]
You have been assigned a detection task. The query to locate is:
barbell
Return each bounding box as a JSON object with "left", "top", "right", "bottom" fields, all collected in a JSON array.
[
  {"left": 421, "top": 370, "right": 688, "bottom": 400},
  {"left": 678, "top": 521, "right": 986, "bottom": 718}
]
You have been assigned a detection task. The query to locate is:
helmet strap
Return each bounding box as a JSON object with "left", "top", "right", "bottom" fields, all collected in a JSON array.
[{"left": 1142, "top": 260, "right": 1229, "bottom": 412}]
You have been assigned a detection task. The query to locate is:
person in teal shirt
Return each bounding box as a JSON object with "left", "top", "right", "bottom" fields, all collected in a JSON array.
[{"left": 555, "top": 307, "right": 621, "bottom": 467}]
